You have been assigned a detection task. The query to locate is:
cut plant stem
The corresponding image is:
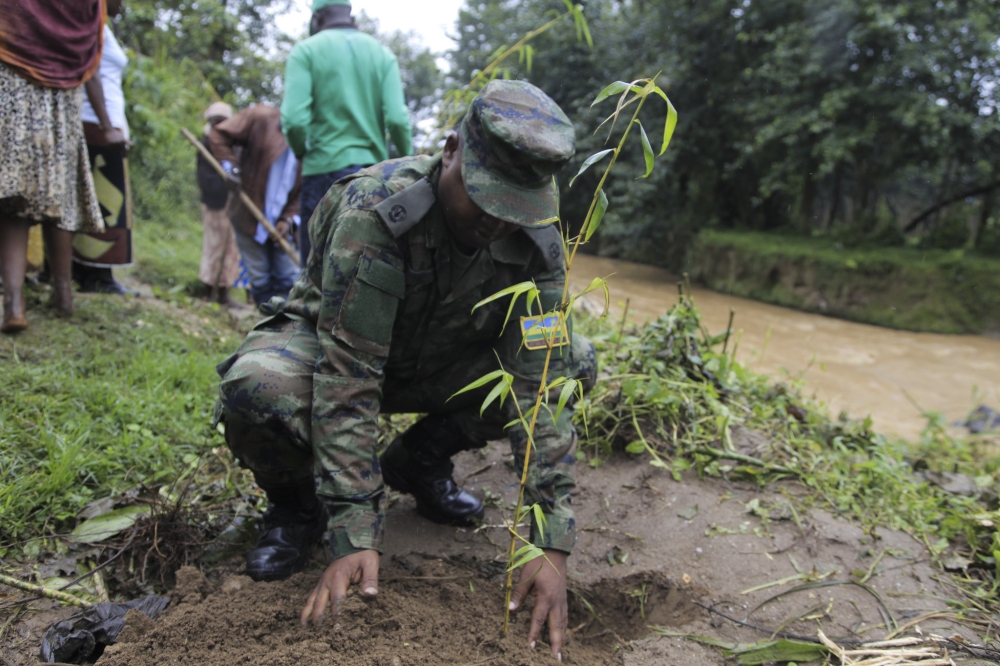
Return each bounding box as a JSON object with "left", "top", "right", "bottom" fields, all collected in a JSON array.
[{"left": 0, "top": 573, "right": 90, "bottom": 608}]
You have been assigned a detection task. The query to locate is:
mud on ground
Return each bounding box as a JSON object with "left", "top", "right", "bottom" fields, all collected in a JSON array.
[{"left": 4, "top": 442, "right": 983, "bottom": 665}]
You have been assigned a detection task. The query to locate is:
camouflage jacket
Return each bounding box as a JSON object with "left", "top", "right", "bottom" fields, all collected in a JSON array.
[{"left": 279, "top": 154, "right": 578, "bottom": 556}]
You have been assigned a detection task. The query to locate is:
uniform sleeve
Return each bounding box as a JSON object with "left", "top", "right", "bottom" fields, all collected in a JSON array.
[
  {"left": 498, "top": 267, "right": 579, "bottom": 553},
  {"left": 381, "top": 53, "right": 412, "bottom": 157},
  {"left": 310, "top": 182, "right": 404, "bottom": 558},
  {"left": 281, "top": 45, "right": 313, "bottom": 159}
]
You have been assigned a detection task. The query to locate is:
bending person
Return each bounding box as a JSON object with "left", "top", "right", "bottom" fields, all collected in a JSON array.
[
  {"left": 208, "top": 104, "right": 301, "bottom": 307},
  {"left": 215, "top": 81, "right": 594, "bottom": 659},
  {"left": 0, "top": 0, "right": 106, "bottom": 332}
]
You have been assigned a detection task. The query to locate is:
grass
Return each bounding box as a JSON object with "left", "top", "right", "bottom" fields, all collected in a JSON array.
[
  {"left": 576, "top": 289, "right": 1000, "bottom": 613},
  {"left": 686, "top": 229, "right": 1000, "bottom": 334},
  {"left": 0, "top": 290, "right": 237, "bottom": 551}
]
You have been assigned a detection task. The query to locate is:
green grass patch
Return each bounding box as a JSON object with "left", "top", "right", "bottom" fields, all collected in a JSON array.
[
  {"left": 686, "top": 229, "right": 1000, "bottom": 334},
  {"left": 0, "top": 295, "right": 237, "bottom": 549}
]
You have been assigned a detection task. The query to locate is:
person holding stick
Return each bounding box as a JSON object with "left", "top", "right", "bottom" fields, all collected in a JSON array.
[{"left": 208, "top": 104, "right": 302, "bottom": 307}]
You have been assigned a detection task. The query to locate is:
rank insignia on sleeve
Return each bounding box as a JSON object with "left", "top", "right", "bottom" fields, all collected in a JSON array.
[{"left": 520, "top": 313, "right": 569, "bottom": 350}]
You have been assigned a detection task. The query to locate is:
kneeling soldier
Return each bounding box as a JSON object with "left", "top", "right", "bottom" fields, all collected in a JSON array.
[{"left": 215, "top": 80, "right": 596, "bottom": 658}]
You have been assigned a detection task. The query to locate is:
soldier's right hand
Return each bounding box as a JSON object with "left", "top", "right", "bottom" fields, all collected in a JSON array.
[{"left": 300, "top": 549, "right": 380, "bottom": 627}]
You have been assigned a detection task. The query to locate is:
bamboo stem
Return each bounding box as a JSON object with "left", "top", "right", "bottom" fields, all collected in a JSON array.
[{"left": 0, "top": 573, "right": 91, "bottom": 608}]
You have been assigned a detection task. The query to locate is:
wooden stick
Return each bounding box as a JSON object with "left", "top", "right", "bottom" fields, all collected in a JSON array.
[
  {"left": 180, "top": 127, "right": 300, "bottom": 266},
  {"left": 0, "top": 572, "right": 91, "bottom": 608}
]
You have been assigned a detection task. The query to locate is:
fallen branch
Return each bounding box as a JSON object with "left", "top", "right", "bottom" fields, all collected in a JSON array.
[{"left": 0, "top": 573, "right": 91, "bottom": 608}]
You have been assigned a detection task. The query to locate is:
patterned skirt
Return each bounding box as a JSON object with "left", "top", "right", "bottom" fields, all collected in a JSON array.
[{"left": 0, "top": 62, "right": 103, "bottom": 232}]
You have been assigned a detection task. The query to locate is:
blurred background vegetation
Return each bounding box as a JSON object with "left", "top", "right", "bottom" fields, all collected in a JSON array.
[{"left": 117, "top": 0, "right": 1000, "bottom": 330}]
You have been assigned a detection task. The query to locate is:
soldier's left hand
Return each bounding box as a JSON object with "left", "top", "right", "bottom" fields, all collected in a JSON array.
[
  {"left": 300, "top": 549, "right": 380, "bottom": 627},
  {"left": 508, "top": 548, "right": 568, "bottom": 661}
]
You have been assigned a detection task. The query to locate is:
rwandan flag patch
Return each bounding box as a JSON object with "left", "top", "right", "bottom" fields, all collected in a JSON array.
[{"left": 520, "top": 313, "right": 569, "bottom": 350}]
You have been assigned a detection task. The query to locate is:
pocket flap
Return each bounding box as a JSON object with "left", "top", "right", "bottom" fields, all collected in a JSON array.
[{"left": 357, "top": 251, "right": 405, "bottom": 298}]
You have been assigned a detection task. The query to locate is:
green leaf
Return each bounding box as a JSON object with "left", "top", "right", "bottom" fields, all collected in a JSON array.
[
  {"left": 658, "top": 93, "right": 678, "bottom": 156},
  {"left": 575, "top": 276, "right": 611, "bottom": 317},
  {"left": 591, "top": 81, "right": 630, "bottom": 107},
  {"left": 449, "top": 369, "right": 506, "bottom": 401},
  {"left": 479, "top": 375, "right": 512, "bottom": 416},
  {"left": 68, "top": 505, "right": 151, "bottom": 543},
  {"left": 472, "top": 281, "right": 535, "bottom": 311},
  {"left": 472, "top": 281, "right": 538, "bottom": 335},
  {"left": 726, "top": 639, "right": 827, "bottom": 665},
  {"left": 555, "top": 378, "right": 578, "bottom": 423},
  {"left": 568, "top": 149, "right": 614, "bottom": 187},
  {"left": 625, "top": 441, "right": 646, "bottom": 455},
  {"left": 638, "top": 121, "right": 655, "bottom": 177},
  {"left": 508, "top": 544, "right": 545, "bottom": 570},
  {"left": 532, "top": 504, "right": 548, "bottom": 541},
  {"left": 585, "top": 189, "right": 609, "bottom": 241}
]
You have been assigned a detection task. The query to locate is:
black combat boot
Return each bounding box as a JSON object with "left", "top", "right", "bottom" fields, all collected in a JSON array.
[
  {"left": 245, "top": 486, "right": 324, "bottom": 582},
  {"left": 380, "top": 417, "right": 484, "bottom": 526}
]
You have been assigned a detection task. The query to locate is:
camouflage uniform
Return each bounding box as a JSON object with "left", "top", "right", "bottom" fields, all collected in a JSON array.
[{"left": 215, "top": 81, "right": 596, "bottom": 559}]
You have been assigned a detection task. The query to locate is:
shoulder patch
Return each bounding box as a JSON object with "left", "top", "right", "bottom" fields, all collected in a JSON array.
[
  {"left": 374, "top": 178, "right": 436, "bottom": 238},
  {"left": 523, "top": 225, "right": 565, "bottom": 272}
]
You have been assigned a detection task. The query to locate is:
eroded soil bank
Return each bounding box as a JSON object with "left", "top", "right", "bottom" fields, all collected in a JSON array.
[{"left": 6, "top": 442, "right": 980, "bottom": 665}]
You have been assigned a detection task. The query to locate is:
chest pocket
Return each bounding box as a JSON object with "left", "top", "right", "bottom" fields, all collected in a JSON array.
[{"left": 333, "top": 245, "right": 405, "bottom": 357}]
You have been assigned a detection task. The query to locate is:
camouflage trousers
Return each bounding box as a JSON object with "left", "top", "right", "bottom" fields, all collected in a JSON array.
[{"left": 214, "top": 314, "right": 597, "bottom": 496}]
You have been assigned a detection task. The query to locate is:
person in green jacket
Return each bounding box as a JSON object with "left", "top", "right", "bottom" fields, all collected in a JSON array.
[{"left": 281, "top": 0, "right": 412, "bottom": 265}]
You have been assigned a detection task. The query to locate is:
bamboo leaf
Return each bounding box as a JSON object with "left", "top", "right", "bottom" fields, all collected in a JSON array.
[
  {"left": 508, "top": 544, "right": 545, "bottom": 570},
  {"left": 638, "top": 121, "right": 655, "bottom": 177},
  {"left": 480, "top": 377, "right": 509, "bottom": 416},
  {"left": 591, "top": 81, "right": 630, "bottom": 107},
  {"left": 449, "top": 369, "right": 506, "bottom": 401},
  {"left": 472, "top": 281, "right": 535, "bottom": 311},
  {"left": 585, "top": 189, "right": 609, "bottom": 241},
  {"left": 532, "top": 504, "right": 548, "bottom": 541},
  {"left": 651, "top": 88, "right": 679, "bottom": 156},
  {"left": 555, "top": 378, "right": 579, "bottom": 423},
  {"left": 568, "top": 149, "right": 614, "bottom": 188}
]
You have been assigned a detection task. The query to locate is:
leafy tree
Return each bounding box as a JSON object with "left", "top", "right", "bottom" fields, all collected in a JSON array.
[{"left": 451, "top": 0, "right": 1000, "bottom": 263}]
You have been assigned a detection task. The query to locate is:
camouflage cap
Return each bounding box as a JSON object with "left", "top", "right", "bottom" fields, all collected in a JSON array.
[{"left": 460, "top": 80, "right": 575, "bottom": 227}]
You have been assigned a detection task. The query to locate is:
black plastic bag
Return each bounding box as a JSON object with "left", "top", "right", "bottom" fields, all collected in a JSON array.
[{"left": 40, "top": 595, "right": 169, "bottom": 663}]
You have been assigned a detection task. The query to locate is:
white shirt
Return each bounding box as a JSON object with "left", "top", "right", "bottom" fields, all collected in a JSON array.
[{"left": 81, "top": 25, "right": 129, "bottom": 140}]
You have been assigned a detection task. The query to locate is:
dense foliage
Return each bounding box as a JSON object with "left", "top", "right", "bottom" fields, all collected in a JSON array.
[{"left": 451, "top": 0, "right": 1000, "bottom": 264}]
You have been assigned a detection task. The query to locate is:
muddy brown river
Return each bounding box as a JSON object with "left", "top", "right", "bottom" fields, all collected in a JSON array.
[{"left": 571, "top": 254, "right": 1000, "bottom": 440}]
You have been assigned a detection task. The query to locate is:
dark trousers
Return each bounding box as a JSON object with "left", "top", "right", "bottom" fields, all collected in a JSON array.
[{"left": 299, "top": 165, "right": 368, "bottom": 265}]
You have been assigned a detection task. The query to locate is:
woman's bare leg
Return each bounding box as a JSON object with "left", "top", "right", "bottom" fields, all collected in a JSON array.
[
  {"left": 43, "top": 223, "right": 74, "bottom": 317},
  {"left": 0, "top": 217, "right": 31, "bottom": 332}
]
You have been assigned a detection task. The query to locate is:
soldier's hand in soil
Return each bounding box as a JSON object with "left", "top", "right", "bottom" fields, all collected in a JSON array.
[
  {"left": 300, "top": 549, "right": 380, "bottom": 627},
  {"left": 509, "top": 549, "right": 568, "bottom": 661}
]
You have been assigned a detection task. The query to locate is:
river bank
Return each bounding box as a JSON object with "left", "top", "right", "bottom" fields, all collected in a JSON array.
[
  {"left": 684, "top": 230, "right": 1000, "bottom": 336},
  {"left": 571, "top": 254, "right": 1000, "bottom": 440}
]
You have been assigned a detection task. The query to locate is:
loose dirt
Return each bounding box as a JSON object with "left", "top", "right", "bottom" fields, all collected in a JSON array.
[{"left": 3, "top": 439, "right": 982, "bottom": 665}]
